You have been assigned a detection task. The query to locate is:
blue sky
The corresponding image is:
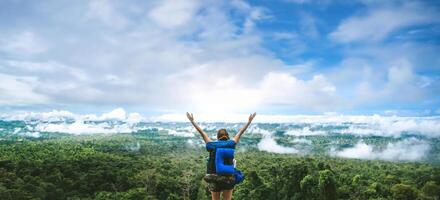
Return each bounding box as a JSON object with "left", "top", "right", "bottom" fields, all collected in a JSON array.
[{"left": 0, "top": 0, "right": 439, "bottom": 116}]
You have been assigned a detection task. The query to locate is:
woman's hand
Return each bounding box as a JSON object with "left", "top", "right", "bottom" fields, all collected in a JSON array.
[
  {"left": 248, "top": 112, "right": 257, "bottom": 122},
  {"left": 186, "top": 112, "right": 194, "bottom": 122}
]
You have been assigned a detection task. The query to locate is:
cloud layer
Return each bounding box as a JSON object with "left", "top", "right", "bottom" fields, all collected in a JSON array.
[
  {"left": 1, "top": 107, "right": 437, "bottom": 161},
  {"left": 331, "top": 138, "right": 430, "bottom": 161},
  {"left": 4, "top": 108, "right": 440, "bottom": 137}
]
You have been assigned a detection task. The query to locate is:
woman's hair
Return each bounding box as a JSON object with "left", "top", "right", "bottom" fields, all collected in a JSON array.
[{"left": 217, "top": 129, "right": 229, "bottom": 140}]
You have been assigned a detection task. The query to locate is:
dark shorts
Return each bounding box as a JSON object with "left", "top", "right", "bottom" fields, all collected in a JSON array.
[{"left": 204, "top": 174, "right": 235, "bottom": 192}]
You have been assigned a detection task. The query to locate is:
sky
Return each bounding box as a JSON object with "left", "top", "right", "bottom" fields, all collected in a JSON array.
[{"left": 1, "top": 0, "right": 440, "bottom": 117}]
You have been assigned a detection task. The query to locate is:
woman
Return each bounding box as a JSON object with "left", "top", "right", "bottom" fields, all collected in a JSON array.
[{"left": 186, "top": 112, "right": 257, "bottom": 200}]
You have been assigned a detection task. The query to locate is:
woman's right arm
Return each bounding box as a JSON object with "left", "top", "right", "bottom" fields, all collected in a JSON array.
[{"left": 187, "top": 112, "right": 212, "bottom": 143}]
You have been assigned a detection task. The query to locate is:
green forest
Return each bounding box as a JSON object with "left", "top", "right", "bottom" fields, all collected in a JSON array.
[{"left": 1, "top": 135, "right": 439, "bottom": 200}]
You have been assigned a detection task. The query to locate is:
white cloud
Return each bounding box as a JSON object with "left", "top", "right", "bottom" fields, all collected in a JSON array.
[
  {"left": 259, "top": 72, "right": 341, "bottom": 110},
  {"left": 167, "top": 129, "right": 194, "bottom": 137},
  {"left": 3, "top": 108, "right": 146, "bottom": 135},
  {"left": 326, "top": 53, "right": 438, "bottom": 108},
  {"left": 332, "top": 138, "right": 430, "bottom": 161},
  {"left": 87, "top": 0, "right": 128, "bottom": 28},
  {"left": 170, "top": 65, "right": 263, "bottom": 113},
  {"left": 233, "top": 1, "right": 270, "bottom": 34},
  {"left": 292, "top": 138, "right": 312, "bottom": 145},
  {"left": 333, "top": 142, "right": 374, "bottom": 159},
  {"left": 149, "top": 0, "right": 201, "bottom": 28},
  {"left": 356, "top": 59, "right": 430, "bottom": 103},
  {"left": 0, "top": 73, "right": 49, "bottom": 105},
  {"left": 104, "top": 74, "right": 134, "bottom": 86},
  {"left": 127, "top": 113, "right": 143, "bottom": 124},
  {"left": 0, "top": 31, "right": 47, "bottom": 54},
  {"left": 125, "top": 142, "right": 141, "bottom": 152},
  {"left": 299, "top": 12, "right": 319, "bottom": 38},
  {"left": 34, "top": 120, "right": 134, "bottom": 135},
  {"left": 4, "top": 60, "right": 88, "bottom": 81},
  {"left": 2, "top": 108, "right": 144, "bottom": 123},
  {"left": 258, "top": 134, "right": 299, "bottom": 154},
  {"left": 383, "top": 60, "right": 425, "bottom": 100},
  {"left": 99, "top": 107, "right": 126, "bottom": 121},
  {"left": 330, "top": 2, "right": 438, "bottom": 43},
  {"left": 285, "top": 127, "right": 326, "bottom": 136},
  {"left": 0, "top": 60, "right": 100, "bottom": 105},
  {"left": 271, "top": 32, "right": 298, "bottom": 40},
  {"left": 168, "top": 68, "right": 342, "bottom": 113},
  {"left": 3, "top": 110, "right": 77, "bottom": 122}
]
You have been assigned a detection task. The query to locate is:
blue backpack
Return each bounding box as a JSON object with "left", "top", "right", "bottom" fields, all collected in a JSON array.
[
  {"left": 215, "top": 148, "right": 235, "bottom": 174},
  {"left": 206, "top": 140, "right": 245, "bottom": 184},
  {"left": 206, "top": 140, "right": 236, "bottom": 174}
]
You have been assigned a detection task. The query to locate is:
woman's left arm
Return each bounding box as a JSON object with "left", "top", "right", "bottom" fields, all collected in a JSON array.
[{"left": 233, "top": 112, "right": 256, "bottom": 144}]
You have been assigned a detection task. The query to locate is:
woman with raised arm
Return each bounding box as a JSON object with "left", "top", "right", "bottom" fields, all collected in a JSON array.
[{"left": 186, "top": 112, "right": 257, "bottom": 200}]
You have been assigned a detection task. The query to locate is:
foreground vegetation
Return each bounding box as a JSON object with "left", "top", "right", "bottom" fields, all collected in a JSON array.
[{"left": 0, "top": 135, "right": 439, "bottom": 200}]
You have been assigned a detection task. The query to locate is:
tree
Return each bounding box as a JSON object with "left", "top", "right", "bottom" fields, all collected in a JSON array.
[
  {"left": 1, "top": 135, "right": 440, "bottom": 200},
  {"left": 421, "top": 181, "right": 440, "bottom": 200},
  {"left": 318, "top": 170, "right": 337, "bottom": 200},
  {"left": 134, "top": 169, "right": 157, "bottom": 194},
  {"left": 300, "top": 174, "right": 318, "bottom": 200},
  {"left": 391, "top": 184, "right": 417, "bottom": 200},
  {"left": 235, "top": 170, "right": 270, "bottom": 199},
  {"left": 280, "top": 161, "right": 309, "bottom": 198},
  {"left": 181, "top": 169, "right": 196, "bottom": 200},
  {"left": 196, "top": 179, "right": 210, "bottom": 200}
]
